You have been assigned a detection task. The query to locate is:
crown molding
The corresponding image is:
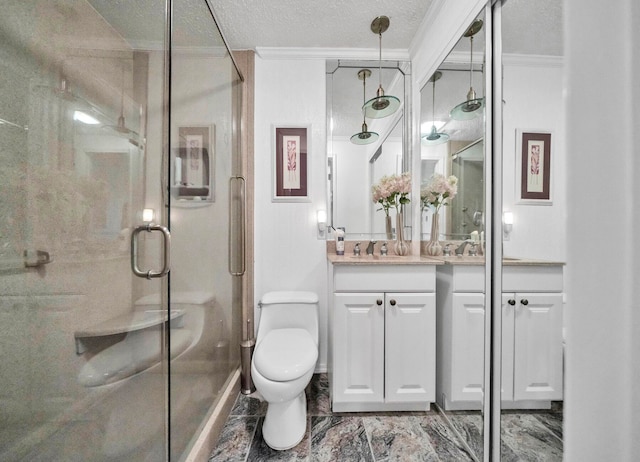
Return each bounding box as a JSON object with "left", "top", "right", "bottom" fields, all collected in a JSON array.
[
  {"left": 503, "top": 53, "right": 564, "bottom": 67},
  {"left": 255, "top": 47, "right": 410, "bottom": 61}
]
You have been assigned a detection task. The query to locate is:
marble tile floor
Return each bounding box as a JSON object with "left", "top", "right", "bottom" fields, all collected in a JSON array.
[{"left": 209, "top": 374, "right": 563, "bottom": 462}]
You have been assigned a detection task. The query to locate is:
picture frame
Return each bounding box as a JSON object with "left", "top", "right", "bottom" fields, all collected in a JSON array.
[
  {"left": 174, "top": 125, "right": 214, "bottom": 203},
  {"left": 516, "top": 129, "right": 552, "bottom": 205},
  {"left": 272, "top": 125, "right": 310, "bottom": 202}
]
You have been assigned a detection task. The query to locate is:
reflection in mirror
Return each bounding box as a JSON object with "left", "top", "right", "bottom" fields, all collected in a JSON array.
[
  {"left": 327, "top": 60, "right": 410, "bottom": 238},
  {"left": 428, "top": 9, "right": 488, "bottom": 462},
  {"left": 500, "top": 0, "right": 565, "bottom": 460},
  {"left": 420, "top": 35, "right": 485, "bottom": 243},
  {"left": 21, "top": 56, "right": 145, "bottom": 255},
  {"left": 450, "top": 139, "right": 484, "bottom": 237}
]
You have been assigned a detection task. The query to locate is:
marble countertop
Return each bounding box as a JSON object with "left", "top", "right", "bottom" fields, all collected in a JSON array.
[
  {"left": 327, "top": 254, "right": 444, "bottom": 265},
  {"left": 436, "top": 255, "right": 565, "bottom": 266},
  {"left": 327, "top": 253, "right": 565, "bottom": 266},
  {"left": 325, "top": 241, "right": 564, "bottom": 266}
]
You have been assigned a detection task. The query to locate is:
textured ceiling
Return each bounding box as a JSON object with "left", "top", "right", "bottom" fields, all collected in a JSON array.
[
  {"left": 209, "top": 0, "right": 433, "bottom": 50},
  {"left": 87, "top": 0, "right": 562, "bottom": 55},
  {"left": 209, "top": 0, "right": 562, "bottom": 55}
]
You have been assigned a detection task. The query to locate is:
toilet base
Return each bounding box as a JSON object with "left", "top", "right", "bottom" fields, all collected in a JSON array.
[{"left": 262, "top": 391, "right": 307, "bottom": 450}]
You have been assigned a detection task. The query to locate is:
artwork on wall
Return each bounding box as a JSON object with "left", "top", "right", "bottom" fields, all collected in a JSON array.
[
  {"left": 175, "top": 125, "right": 214, "bottom": 202},
  {"left": 516, "top": 129, "right": 552, "bottom": 205},
  {"left": 272, "top": 125, "right": 310, "bottom": 202}
]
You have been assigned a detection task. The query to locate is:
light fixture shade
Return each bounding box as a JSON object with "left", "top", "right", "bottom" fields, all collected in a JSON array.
[
  {"left": 450, "top": 96, "right": 485, "bottom": 121},
  {"left": 363, "top": 92, "right": 401, "bottom": 119},
  {"left": 422, "top": 125, "right": 450, "bottom": 145},
  {"left": 350, "top": 127, "right": 379, "bottom": 145}
]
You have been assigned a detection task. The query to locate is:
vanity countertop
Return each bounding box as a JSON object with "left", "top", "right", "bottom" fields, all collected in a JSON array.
[
  {"left": 325, "top": 242, "right": 564, "bottom": 266},
  {"left": 327, "top": 253, "right": 564, "bottom": 266},
  {"left": 327, "top": 254, "right": 444, "bottom": 266},
  {"left": 433, "top": 255, "right": 565, "bottom": 266}
]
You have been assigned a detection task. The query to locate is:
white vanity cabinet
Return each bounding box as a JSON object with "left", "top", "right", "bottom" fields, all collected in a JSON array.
[
  {"left": 436, "top": 262, "right": 564, "bottom": 410},
  {"left": 329, "top": 263, "right": 437, "bottom": 412}
]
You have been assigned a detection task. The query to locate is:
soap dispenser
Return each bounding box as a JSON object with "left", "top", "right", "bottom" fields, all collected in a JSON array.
[{"left": 335, "top": 227, "right": 345, "bottom": 255}]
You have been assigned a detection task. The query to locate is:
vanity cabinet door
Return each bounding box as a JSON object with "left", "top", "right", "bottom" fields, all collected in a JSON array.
[
  {"left": 333, "top": 293, "right": 385, "bottom": 404},
  {"left": 450, "top": 293, "right": 486, "bottom": 403},
  {"left": 385, "top": 293, "right": 435, "bottom": 403},
  {"left": 504, "top": 293, "right": 564, "bottom": 401}
]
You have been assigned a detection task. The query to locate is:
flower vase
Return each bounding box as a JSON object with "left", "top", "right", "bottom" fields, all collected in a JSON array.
[
  {"left": 394, "top": 212, "right": 409, "bottom": 256},
  {"left": 385, "top": 215, "right": 393, "bottom": 240},
  {"left": 425, "top": 213, "right": 442, "bottom": 256}
]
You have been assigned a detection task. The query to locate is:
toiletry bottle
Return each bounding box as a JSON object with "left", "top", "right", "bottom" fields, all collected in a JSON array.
[{"left": 336, "top": 227, "right": 345, "bottom": 255}]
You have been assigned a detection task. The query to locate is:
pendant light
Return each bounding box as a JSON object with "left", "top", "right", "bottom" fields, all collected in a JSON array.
[
  {"left": 351, "top": 69, "right": 379, "bottom": 145},
  {"left": 362, "top": 16, "right": 400, "bottom": 119},
  {"left": 450, "top": 19, "right": 484, "bottom": 121},
  {"left": 102, "top": 65, "right": 141, "bottom": 146},
  {"left": 422, "top": 71, "right": 450, "bottom": 146}
]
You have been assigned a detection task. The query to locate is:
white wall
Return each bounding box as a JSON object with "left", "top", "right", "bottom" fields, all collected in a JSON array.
[
  {"left": 564, "top": 0, "right": 640, "bottom": 460},
  {"left": 332, "top": 136, "right": 403, "bottom": 236},
  {"left": 253, "top": 57, "right": 329, "bottom": 370},
  {"left": 502, "top": 58, "right": 566, "bottom": 261}
]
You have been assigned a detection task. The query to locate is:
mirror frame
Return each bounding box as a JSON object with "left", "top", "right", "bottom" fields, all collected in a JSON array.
[{"left": 326, "top": 59, "right": 412, "bottom": 239}]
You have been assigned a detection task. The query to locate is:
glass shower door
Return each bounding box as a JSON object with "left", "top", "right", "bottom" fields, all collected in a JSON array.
[
  {"left": 167, "top": 0, "right": 243, "bottom": 459},
  {"left": 0, "top": 1, "right": 170, "bottom": 460}
]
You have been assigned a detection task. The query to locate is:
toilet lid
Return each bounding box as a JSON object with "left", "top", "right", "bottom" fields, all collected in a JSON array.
[{"left": 253, "top": 328, "right": 318, "bottom": 382}]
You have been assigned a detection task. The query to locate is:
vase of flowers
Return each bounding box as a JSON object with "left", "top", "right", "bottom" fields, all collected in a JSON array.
[
  {"left": 385, "top": 215, "right": 393, "bottom": 240},
  {"left": 372, "top": 172, "right": 411, "bottom": 255},
  {"left": 421, "top": 173, "right": 458, "bottom": 256},
  {"left": 395, "top": 211, "right": 409, "bottom": 256}
]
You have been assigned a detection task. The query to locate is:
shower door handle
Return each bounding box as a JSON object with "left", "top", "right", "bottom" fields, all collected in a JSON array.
[
  {"left": 229, "top": 175, "right": 246, "bottom": 276},
  {"left": 131, "top": 224, "right": 171, "bottom": 279}
]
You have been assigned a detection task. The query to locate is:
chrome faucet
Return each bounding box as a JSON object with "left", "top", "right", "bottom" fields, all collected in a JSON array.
[
  {"left": 455, "top": 239, "right": 474, "bottom": 256},
  {"left": 366, "top": 240, "right": 377, "bottom": 255}
]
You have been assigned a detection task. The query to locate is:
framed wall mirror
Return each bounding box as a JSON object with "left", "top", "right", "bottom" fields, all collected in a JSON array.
[{"left": 326, "top": 59, "right": 411, "bottom": 239}]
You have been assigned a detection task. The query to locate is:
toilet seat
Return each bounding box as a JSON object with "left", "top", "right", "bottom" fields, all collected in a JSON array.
[{"left": 253, "top": 328, "right": 317, "bottom": 382}]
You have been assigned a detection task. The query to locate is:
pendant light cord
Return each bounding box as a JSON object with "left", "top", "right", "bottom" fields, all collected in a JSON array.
[
  {"left": 432, "top": 76, "right": 436, "bottom": 122},
  {"left": 120, "top": 66, "right": 125, "bottom": 118},
  {"left": 362, "top": 72, "right": 367, "bottom": 124},
  {"left": 469, "top": 35, "right": 474, "bottom": 89},
  {"left": 378, "top": 31, "right": 382, "bottom": 89}
]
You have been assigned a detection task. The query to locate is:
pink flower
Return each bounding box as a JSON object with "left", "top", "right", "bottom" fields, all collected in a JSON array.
[
  {"left": 420, "top": 174, "right": 458, "bottom": 212},
  {"left": 371, "top": 173, "right": 412, "bottom": 215}
]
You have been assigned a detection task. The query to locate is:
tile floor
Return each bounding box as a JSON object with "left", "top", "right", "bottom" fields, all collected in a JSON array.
[{"left": 209, "top": 374, "right": 563, "bottom": 461}]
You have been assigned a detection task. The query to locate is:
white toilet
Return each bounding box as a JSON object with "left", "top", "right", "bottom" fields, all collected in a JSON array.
[{"left": 251, "top": 291, "right": 319, "bottom": 450}]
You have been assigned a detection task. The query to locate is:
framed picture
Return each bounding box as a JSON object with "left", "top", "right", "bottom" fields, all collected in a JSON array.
[
  {"left": 272, "top": 125, "right": 310, "bottom": 202},
  {"left": 175, "top": 125, "right": 214, "bottom": 202},
  {"left": 516, "top": 129, "right": 552, "bottom": 205}
]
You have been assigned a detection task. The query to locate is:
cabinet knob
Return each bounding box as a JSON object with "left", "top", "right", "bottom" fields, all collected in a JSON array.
[
  {"left": 508, "top": 299, "right": 516, "bottom": 306},
  {"left": 520, "top": 299, "right": 529, "bottom": 306},
  {"left": 376, "top": 299, "right": 383, "bottom": 306},
  {"left": 389, "top": 299, "right": 396, "bottom": 306}
]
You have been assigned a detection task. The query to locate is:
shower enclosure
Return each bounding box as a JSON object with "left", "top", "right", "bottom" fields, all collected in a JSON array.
[{"left": 0, "top": 0, "right": 243, "bottom": 460}]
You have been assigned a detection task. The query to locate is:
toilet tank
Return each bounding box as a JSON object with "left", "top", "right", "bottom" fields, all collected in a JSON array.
[{"left": 257, "top": 291, "right": 319, "bottom": 344}]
